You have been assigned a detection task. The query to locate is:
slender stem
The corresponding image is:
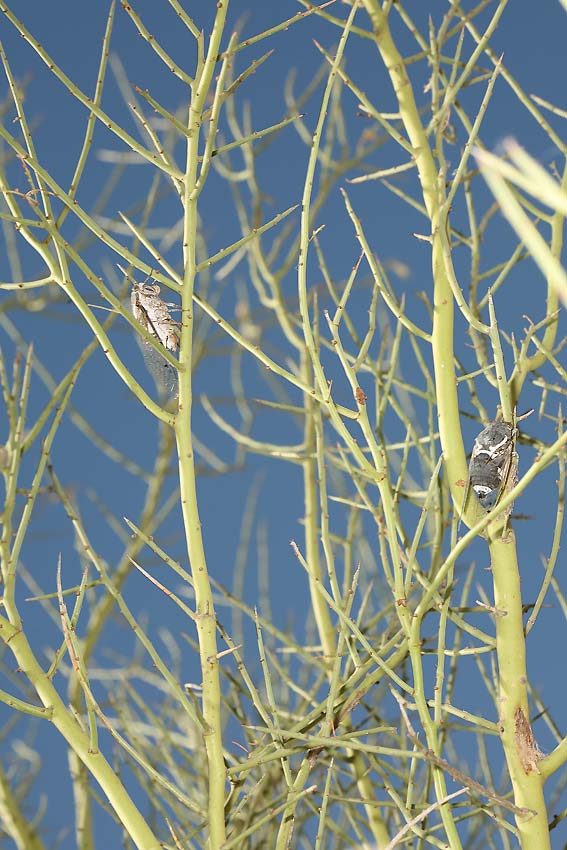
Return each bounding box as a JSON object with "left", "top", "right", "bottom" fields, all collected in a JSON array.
[
  {"left": 0, "top": 762, "right": 47, "bottom": 850},
  {"left": 176, "top": 6, "right": 229, "bottom": 848},
  {"left": 0, "top": 615, "right": 161, "bottom": 850},
  {"left": 487, "top": 529, "right": 551, "bottom": 848},
  {"left": 361, "top": 0, "right": 471, "bottom": 520}
]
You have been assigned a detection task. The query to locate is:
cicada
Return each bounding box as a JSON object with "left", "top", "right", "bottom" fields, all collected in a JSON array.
[
  {"left": 468, "top": 420, "right": 516, "bottom": 510},
  {"left": 131, "top": 281, "right": 180, "bottom": 352},
  {"left": 459, "top": 419, "right": 518, "bottom": 531},
  {"left": 130, "top": 280, "right": 180, "bottom": 397}
]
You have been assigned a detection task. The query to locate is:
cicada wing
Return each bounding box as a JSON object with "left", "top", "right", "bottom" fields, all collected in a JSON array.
[{"left": 139, "top": 338, "right": 179, "bottom": 399}]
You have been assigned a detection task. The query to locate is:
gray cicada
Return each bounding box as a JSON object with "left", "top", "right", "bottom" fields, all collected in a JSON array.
[
  {"left": 131, "top": 281, "right": 179, "bottom": 352},
  {"left": 130, "top": 280, "right": 180, "bottom": 397},
  {"left": 457, "top": 418, "right": 518, "bottom": 535},
  {"left": 468, "top": 420, "right": 516, "bottom": 511}
]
